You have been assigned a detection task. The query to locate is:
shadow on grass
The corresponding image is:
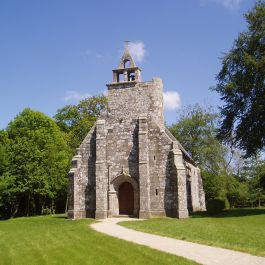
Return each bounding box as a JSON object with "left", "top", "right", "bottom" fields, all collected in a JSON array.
[
  {"left": 191, "top": 208, "right": 265, "bottom": 218},
  {"left": 51, "top": 215, "right": 67, "bottom": 219},
  {"left": 0, "top": 214, "right": 68, "bottom": 221}
]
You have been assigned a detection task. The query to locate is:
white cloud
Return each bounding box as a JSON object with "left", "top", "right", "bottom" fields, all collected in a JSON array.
[
  {"left": 128, "top": 41, "right": 146, "bottom": 63},
  {"left": 64, "top": 90, "right": 91, "bottom": 102},
  {"left": 224, "top": 0, "right": 242, "bottom": 9},
  {"left": 80, "top": 49, "right": 91, "bottom": 57},
  {"left": 163, "top": 91, "right": 181, "bottom": 111},
  {"left": 80, "top": 49, "right": 109, "bottom": 63},
  {"left": 200, "top": 0, "right": 243, "bottom": 10}
]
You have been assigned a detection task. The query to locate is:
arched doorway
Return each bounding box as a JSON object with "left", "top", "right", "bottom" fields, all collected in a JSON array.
[{"left": 118, "top": 182, "right": 134, "bottom": 215}]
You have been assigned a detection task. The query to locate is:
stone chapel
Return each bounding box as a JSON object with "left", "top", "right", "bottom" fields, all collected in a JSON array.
[{"left": 67, "top": 43, "right": 206, "bottom": 220}]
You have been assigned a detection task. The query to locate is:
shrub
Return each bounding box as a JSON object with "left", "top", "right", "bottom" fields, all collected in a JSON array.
[
  {"left": 206, "top": 198, "right": 226, "bottom": 215},
  {"left": 224, "top": 196, "right": 230, "bottom": 209},
  {"left": 42, "top": 208, "right": 53, "bottom": 215}
]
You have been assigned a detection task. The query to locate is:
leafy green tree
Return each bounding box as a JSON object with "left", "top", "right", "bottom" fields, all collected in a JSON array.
[
  {"left": 54, "top": 95, "right": 107, "bottom": 151},
  {"left": 260, "top": 170, "right": 265, "bottom": 190},
  {"left": 255, "top": 161, "right": 265, "bottom": 190},
  {"left": 169, "top": 105, "right": 229, "bottom": 202},
  {"left": 213, "top": 1, "right": 265, "bottom": 157},
  {"left": 236, "top": 157, "right": 265, "bottom": 207},
  {"left": 169, "top": 104, "right": 225, "bottom": 174},
  {"left": 226, "top": 175, "right": 249, "bottom": 208},
  {"left": 0, "top": 108, "right": 71, "bottom": 218},
  {"left": 0, "top": 174, "right": 20, "bottom": 219},
  {"left": 0, "top": 130, "right": 9, "bottom": 176},
  {"left": 202, "top": 171, "right": 228, "bottom": 202},
  {"left": 249, "top": 160, "right": 265, "bottom": 207}
]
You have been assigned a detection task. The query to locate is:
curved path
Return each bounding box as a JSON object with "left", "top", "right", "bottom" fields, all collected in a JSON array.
[{"left": 91, "top": 217, "right": 265, "bottom": 265}]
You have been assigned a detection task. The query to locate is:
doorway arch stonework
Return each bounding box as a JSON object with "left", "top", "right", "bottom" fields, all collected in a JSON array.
[{"left": 109, "top": 173, "right": 139, "bottom": 216}]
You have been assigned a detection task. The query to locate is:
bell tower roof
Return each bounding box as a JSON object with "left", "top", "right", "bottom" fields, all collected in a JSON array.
[
  {"left": 118, "top": 41, "right": 137, "bottom": 69},
  {"left": 109, "top": 42, "right": 142, "bottom": 85}
]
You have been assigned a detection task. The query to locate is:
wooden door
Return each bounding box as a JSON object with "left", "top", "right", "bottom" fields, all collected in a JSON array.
[{"left": 119, "top": 182, "right": 134, "bottom": 215}]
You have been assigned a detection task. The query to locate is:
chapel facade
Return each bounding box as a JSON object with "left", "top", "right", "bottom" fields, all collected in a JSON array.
[{"left": 67, "top": 43, "right": 206, "bottom": 219}]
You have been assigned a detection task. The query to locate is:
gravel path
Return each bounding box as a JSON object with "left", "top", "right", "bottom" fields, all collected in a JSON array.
[{"left": 90, "top": 217, "right": 265, "bottom": 265}]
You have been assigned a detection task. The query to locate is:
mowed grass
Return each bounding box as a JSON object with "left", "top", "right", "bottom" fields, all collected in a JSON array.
[
  {"left": 0, "top": 215, "right": 198, "bottom": 265},
  {"left": 120, "top": 208, "right": 265, "bottom": 257}
]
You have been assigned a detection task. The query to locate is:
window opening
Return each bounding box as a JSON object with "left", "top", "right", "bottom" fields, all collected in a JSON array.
[
  {"left": 129, "top": 73, "right": 135, "bottom": 81},
  {"left": 124, "top": 59, "right": 131, "bottom": 68},
  {"left": 118, "top": 73, "right": 124, "bottom": 82}
]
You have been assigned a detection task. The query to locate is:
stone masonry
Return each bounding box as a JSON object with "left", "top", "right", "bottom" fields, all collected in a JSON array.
[{"left": 67, "top": 43, "right": 206, "bottom": 219}]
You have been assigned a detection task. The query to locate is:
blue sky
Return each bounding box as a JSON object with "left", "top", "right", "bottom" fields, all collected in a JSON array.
[{"left": 0, "top": 0, "right": 257, "bottom": 129}]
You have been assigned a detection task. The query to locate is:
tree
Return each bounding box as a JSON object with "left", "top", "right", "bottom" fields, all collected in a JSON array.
[
  {"left": 235, "top": 156, "right": 265, "bottom": 207},
  {"left": 169, "top": 105, "right": 230, "bottom": 201},
  {"left": 248, "top": 160, "right": 265, "bottom": 207},
  {"left": 213, "top": 1, "right": 265, "bottom": 157},
  {"left": 0, "top": 130, "right": 9, "bottom": 176},
  {"left": 54, "top": 95, "right": 107, "bottom": 151},
  {"left": 202, "top": 171, "right": 228, "bottom": 202},
  {"left": 169, "top": 104, "right": 225, "bottom": 174},
  {"left": 226, "top": 175, "right": 249, "bottom": 208},
  {"left": 0, "top": 108, "right": 71, "bottom": 218}
]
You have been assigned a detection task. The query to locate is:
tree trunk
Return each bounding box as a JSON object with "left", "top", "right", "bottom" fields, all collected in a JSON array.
[
  {"left": 41, "top": 202, "right": 45, "bottom": 215},
  {"left": 10, "top": 199, "right": 20, "bottom": 218},
  {"left": 26, "top": 193, "right": 31, "bottom": 216},
  {"left": 65, "top": 196, "right": 68, "bottom": 214},
  {"left": 51, "top": 199, "right": 55, "bottom": 214}
]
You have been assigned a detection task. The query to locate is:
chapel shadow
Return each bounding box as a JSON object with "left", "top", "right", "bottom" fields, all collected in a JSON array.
[
  {"left": 191, "top": 208, "right": 265, "bottom": 218},
  {"left": 85, "top": 129, "right": 96, "bottom": 218},
  {"left": 52, "top": 215, "right": 67, "bottom": 219},
  {"left": 164, "top": 152, "right": 178, "bottom": 217}
]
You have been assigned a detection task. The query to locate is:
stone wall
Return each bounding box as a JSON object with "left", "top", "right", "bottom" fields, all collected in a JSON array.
[
  {"left": 107, "top": 77, "right": 164, "bottom": 128},
  {"left": 67, "top": 76, "right": 206, "bottom": 219},
  {"left": 186, "top": 161, "right": 206, "bottom": 211},
  {"left": 67, "top": 125, "right": 96, "bottom": 219}
]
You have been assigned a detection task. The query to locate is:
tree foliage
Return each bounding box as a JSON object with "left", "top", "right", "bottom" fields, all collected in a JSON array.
[
  {"left": 213, "top": 1, "right": 265, "bottom": 157},
  {"left": 168, "top": 104, "right": 265, "bottom": 207},
  {"left": 0, "top": 95, "right": 107, "bottom": 219},
  {"left": 0, "top": 108, "right": 71, "bottom": 218},
  {"left": 169, "top": 105, "right": 228, "bottom": 201},
  {"left": 0, "top": 130, "right": 9, "bottom": 176},
  {"left": 239, "top": 158, "right": 265, "bottom": 207},
  {"left": 169, "top": 104, "right": 225, "bottom": 174},
  {"left": 54, "top": 95, "right": 107, "bottom": 151}
]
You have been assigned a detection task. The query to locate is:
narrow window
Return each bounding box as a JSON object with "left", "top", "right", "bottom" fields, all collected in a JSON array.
[
  {"left": 155, "top": 189, "right": 158, "bottom": 196},
  {"left": 154, "top": 156, "right": 156, "bottom": 160}
]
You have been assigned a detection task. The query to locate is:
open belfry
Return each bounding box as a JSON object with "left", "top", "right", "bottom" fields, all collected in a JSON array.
[{"left": 67, "top": 43, "right": 206, "bottom": 219}]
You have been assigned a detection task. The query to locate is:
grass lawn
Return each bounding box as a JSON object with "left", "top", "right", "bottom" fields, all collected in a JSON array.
[
  {"left": 120, "top": 208, "right": 265, "bottom": 257},
  {"left": 0, "top": 215, "right": 198, "bottom": 265}
]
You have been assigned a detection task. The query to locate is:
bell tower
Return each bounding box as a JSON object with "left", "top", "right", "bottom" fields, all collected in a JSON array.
[{"left": 112, "top": 41, "right": 141, "bottom": 83}]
